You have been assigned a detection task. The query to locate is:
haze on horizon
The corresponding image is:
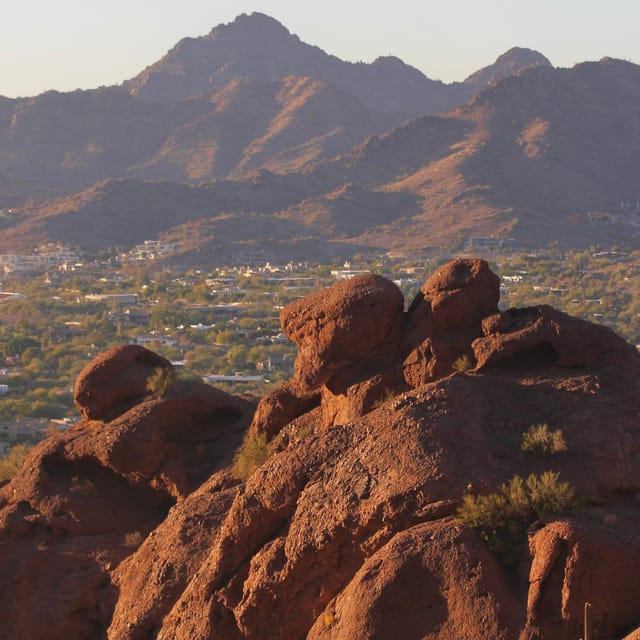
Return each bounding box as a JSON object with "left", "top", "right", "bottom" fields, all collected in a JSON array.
[{"left": 2, "top": 0, "right": 639, "bottom": 99}]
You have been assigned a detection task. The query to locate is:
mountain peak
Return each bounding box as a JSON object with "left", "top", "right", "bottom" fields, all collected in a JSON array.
[
  {"left": 208, "top": 12, "right": 293, "bottom": 40},
  {"left": 465, "top": 47, "right": 552, "bottom": 86}
]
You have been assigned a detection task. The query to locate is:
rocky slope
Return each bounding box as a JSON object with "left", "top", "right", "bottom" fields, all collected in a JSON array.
[{"left": 1, "top": 259, "right": 639, "bottom": 639}]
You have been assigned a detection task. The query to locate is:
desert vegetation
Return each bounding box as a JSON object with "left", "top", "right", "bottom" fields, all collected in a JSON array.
[
  {"left": 521, "top": 423, "right": 567, "bottom": 456},
  {"left": 145, "top": 366, "right": 177, "bottom": 397},
  {"left": 232, "top": 431, "right": 274, "bottom": 480},
  {"left": 457, "top": 471, "right": 576, "bottom": 567},
  {"left": 0, "top": 443, "right": 32, "bottom": 482}
]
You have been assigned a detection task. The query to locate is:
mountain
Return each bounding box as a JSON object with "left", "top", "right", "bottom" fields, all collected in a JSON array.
[
  {"left": 4, "top": 57, "right": 639, "bottom": 258},
  {"left": 0, "top": 79, "right": 398, "bottom": 198},
  {"left": 0, "top": 13, "right": 550, "bottom": 202},
  {"left": 125, "top": 12, "right": 461, "bottom": 115},
  {"left": 464, "top": 46, "right": 552, "bottom": 88},
  {"left": 2, "top": 259, "right": 640, "bottom": 638},
  {"left": 128, "top": 75, "right": 400, "bottom": 183},
  {"left": 0, "top": 13, "right": 637, "bottom": 258}
]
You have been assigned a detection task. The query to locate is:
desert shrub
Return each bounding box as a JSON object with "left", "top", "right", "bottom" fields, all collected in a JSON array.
[
  {"left": 458, "top": 471, "right": 575, "bottom": 567},
  {"left": 233, "top": 431, "right": 274, "bottom": 481},
  {"left": 452, "top": 354, "right": 473, "bottom": 372},
  {"left": 0, "top": 443, "right": 33, "bottom": 483},
  {"left": 145, "top": 366, "right": 176, "bottom": 397},
  {"left": 526, "top": 471, "right": 575, "bottom": 517},
  {"left": 521, "top": 423, "right": 567, "bottom": 456}
]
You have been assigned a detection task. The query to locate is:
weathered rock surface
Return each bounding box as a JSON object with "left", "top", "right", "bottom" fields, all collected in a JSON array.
[
  {"left": 281, "top": 273, "right": 405, "bottom": 390},
  {"left": 0, "top": 349, "right": 254, "bottom": 639},
  {"left": 74, "top": 344, "right": 173, "bottom": 420},
  {"left": 473, "top": 304, "right": 637, "bottom": 371},
  {"left": 402, "top": 257, "right": 501, "bottom": 384},
  {"left": 248, "top": 382, "right": 320, "bottom": 438},
  {"left": 525, "top": 517, "right": 640, "bottom": 640},
  {"left": 307, "top": 519, "right": 523, "bottom": 640},
  {"left": 2, "top": 260, "right": 640, "bottom": 639}
]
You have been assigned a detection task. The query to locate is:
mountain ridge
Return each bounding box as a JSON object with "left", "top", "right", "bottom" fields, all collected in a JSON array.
[
  {"left": 0, "top": 14, "right": 637, "bottom": 259},
  {"left": 3, "top": 57, "right": 638, "bottom": 259}
]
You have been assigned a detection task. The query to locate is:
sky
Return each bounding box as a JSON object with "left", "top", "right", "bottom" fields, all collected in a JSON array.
[{"left": 2, "top": 0, "right": 639, "bottom": 98}]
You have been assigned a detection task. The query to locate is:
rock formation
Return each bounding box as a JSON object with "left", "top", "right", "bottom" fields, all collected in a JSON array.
[{"left": 1, "top": 260, "right": 640, "bottom": 639}]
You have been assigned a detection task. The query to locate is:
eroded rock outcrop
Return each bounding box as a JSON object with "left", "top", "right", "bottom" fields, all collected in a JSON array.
[
  {"left": 473, "top": 304, "right": 638, "bottom": 371},
  {"left": 525, "top": 517, "right": 640, "bottom": 640},
  {"left": 1, "top": 260, "right": 640, "bottom": 640},
  {"left": 0, "top": 345, "right": 254, "bottom": 639},
  {"left": 402, "top": 257, "right": 501, "bottom": 384},
  {"left": 74, "top": 344, "right": 173, "bottom": 420},
  {"left": 281, "top": 273, "right": 405, "bottom": 390}
]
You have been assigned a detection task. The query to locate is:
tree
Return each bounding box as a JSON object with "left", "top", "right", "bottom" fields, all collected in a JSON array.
[
  {"left": 0, "top": 443, "right": 33, "bottom": 482},
  {"left": 4, "top": 336, "right": 40, "bottom": 358},
  {"left": 226, "top": 345, "right": 249, "bottom": 370}
]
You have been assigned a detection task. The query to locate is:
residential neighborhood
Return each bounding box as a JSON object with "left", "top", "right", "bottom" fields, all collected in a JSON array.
[{"left": 0, "top": 240, "right": 638, "bottom": 457}]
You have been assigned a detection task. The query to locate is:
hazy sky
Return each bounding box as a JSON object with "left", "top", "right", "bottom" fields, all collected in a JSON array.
[{"left": 2, "top": 0, "right": 639, "bottom": 98}]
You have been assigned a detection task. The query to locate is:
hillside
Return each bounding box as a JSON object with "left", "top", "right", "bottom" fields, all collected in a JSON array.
[
  {"left": 3, "top": 57, "right": 639, "bottom": 258},
  {"left": 0, "top": 13, "right": 550, "bottom": 202},
  {"left": 1, "top": 259, "right": 639, "bottom": 639}
]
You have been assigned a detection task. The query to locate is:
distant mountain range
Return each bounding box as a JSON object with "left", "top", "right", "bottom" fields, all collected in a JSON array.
[{"left": 0, "top": 12, "right": 638, "bottom": 260}]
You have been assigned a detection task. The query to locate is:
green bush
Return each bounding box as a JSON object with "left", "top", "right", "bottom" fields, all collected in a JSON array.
[
  {"left": 526, "top": 471, "right": 575, "bottom": 517},
  {"left": 521, "top": 423, "right": 567, "bottom": 456},
  {"left": 232, "top": 431, "right": 274, "bottom": 481},
  {"left": 0, "top": 443, "right": 33, "bottom": 482},
  {"left": 457, "top": 471, "right": 575, "bottom": 567},
  {"left": 145, "top": 366, "right": 176, "bottom": 398}
]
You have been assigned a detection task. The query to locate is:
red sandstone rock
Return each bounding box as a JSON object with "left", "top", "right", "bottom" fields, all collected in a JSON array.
[
  {"left": 72, "top": 379, "right": 254, "bottom": 499},
  {"left": 74, "top": 344, "right": 173, "bottom": 420},
  {"left": 403, "top": 258, "right": 500, "bottom": 383},
  {"left": 0, "top": 361, "right": 253, "bottom": 639},
  {"left": 133, "top": 368, "right": 640, "bottom": 639},
  {"left": 248, "top": 382, "right": 320, "bottom": 438},
  {"left": 2, "top": 260, "right": 640, "bottom": 640},
  {"left": 524, "top": 516, "right": 640, "bottom": 640},
  {"left": 281, "top": 274, "right": 404, "bottom": 390},
  {"left": 473, "top": 304, "right": 639, "bottom": 371},
  {"left": 107, "top": 470, "right": 241, "bottom": 640},
  {"left": 307, "top": 519, "right": 522, "bottom": 640}
]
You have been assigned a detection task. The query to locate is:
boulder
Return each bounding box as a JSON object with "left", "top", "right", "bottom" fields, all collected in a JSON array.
[
  {"left": 473, "top": 305, "right": 640, "bottom": 371},
  {"left": 248, "top": 382, "right": 320, "bottom": 438},
  {"left": 73, "top": 380, "right": 255, "bottom": 498},
  {"left": 0, "top": 368, "right": 254, "bottom": 639},
  {"left": 403, "top": 258, "right": 500, "bottom": 383},
  {"left": 2, "top": 259, "right": 640, "bottom": 640},
  {"left": 74, "top": 344, "right": 173, "bottom": 420},
  {"left": 308, "top": 519, "right": 522, "bottom": 640},
  {"left": 524, "top": 517, "right": 640, "bottom": 640},
  {"left": 281, "top": 274, "right": 404, "bottom": 391}
]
